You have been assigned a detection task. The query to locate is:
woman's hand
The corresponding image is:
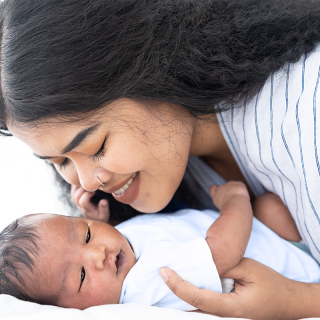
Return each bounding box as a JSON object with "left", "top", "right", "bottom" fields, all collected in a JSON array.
[
  {"left": 160, "top": 258, "right": 319, "bottom": 320},
  {"left": 71, "top": 185, "right": 110, "bottom": 223}
]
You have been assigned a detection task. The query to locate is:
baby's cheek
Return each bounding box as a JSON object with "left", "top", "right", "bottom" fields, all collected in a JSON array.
[{"left": 101, "top": 280, "right": 123, "bottom": 305}]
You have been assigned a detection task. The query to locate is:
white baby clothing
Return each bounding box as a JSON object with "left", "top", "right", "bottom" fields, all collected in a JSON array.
[{"left": 117, "top": 209, "right": 320, "bottom": 311}]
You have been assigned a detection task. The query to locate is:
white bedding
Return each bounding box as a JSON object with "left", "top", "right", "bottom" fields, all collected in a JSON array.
[{"left": 1, "top": 294, "right": 234, "bottom": 320}]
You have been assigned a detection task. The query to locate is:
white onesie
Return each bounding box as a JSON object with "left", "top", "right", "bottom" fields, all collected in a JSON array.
[{"left": 117, "top": 209, "right": 320, "bottom": 311}]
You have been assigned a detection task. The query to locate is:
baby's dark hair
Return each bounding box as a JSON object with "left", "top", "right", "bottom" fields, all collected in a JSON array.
[{"left": 0, "top": 216, "right": 58, "bottom": 305}]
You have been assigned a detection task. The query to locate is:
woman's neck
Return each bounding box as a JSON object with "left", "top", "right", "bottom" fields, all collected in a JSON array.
[
  {"left": 190, "top": 114, "right": 254, "bottom": 199},
  {"left": 190, "top": 114, "right": 229, "bottom": 160}
]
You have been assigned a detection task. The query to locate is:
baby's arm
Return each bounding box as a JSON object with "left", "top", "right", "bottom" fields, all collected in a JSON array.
[
  {"left": 253, "top": 192, "right": 301, "bottom": 242},
  {"left": 206, "top": 181, "right": 253, "bottom": 277}
]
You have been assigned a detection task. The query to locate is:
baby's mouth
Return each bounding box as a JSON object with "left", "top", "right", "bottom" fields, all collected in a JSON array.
[{"left": 115, "top": 250, "right": 126, "bottom": 274}]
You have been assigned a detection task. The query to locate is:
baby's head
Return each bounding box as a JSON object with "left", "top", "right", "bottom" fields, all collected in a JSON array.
[{"left": 0, "top": 214, "right": 136, "bottom": 309}]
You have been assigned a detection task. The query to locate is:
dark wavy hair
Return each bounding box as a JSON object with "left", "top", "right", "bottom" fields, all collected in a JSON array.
[
  {"left": 0, "top": 216, "right": 58, "bottom": 305},
  {"left": 1, "top": 0, "right": 320, "bottom": 216},
  {"left": 1, "top": 0, "right": 320, "bottom": 128}
]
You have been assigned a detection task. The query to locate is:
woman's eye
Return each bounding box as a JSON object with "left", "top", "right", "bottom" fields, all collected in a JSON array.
[
  {"left": 86, "top": 227, "right": 91, "bottom": 244},
  {"left": 81, "top": 267, "right": 85, "bottom": 286},
  {"left": 59, "top": 158, "right": 69, "bottom": 169},
  {"left": 89, "top": 136, "right": 107, "bottom": 162}
]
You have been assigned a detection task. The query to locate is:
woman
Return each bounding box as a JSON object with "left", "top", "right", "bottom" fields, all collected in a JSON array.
[{"left": 1, "top": 0, "right": 320, "bottom": 318}]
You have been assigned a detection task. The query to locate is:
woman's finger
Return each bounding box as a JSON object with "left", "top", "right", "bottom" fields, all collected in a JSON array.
[
  {"left": 79, "top": 193, "right": 110, "bottom": 223},
  {"left": 75, "top": 190, "right": 95, "bottom": 209},
  {"left": 71, "top": 185, "right": 81, "bottom": 203},
  {"left": 97, "top": 199, "right": 110, "bottom": 223},
  {"left": 161, "top": 258, "right": 306, "bottom": 320},
  {"left": 78, "top": 191, "right": 98, "bottom": 214},
  {"left": 71, "top": 184, "right": 79, "bottom": 194},
  {"left": 159, "top": 268, "right": 237, "bottom": 316},
  {"left": 72, "top": 186, "right": 87, "bottom": 205}
]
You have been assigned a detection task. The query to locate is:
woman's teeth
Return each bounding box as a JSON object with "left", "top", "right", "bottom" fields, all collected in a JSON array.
[{"left": 113, "top": 172, "right": 137, "bottom": 195}]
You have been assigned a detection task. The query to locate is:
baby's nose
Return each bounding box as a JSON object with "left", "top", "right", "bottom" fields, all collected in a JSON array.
[{"left": 88, "top": 245, "right": 106, "bottom": 269}]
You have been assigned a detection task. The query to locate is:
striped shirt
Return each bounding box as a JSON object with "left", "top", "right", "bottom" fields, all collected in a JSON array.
[{"left": 188, "top": 45, "right": 320, "bottom": 263}]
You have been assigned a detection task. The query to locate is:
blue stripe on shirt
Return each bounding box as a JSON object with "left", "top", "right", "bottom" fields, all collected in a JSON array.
[
  {"left": 242, "top": 94, "right": 275, "bottom": 191},
  {"left": 313, "top": 66, "right": 320, "bottom": 176},
  {"left": 296, "top": 55, "right": 320, "bottom": 253},
  {"left": 254, "top": 91, "right": 275, "bottom": 191},
  {"left": 281, "top": 63, "right": 295, "bottom": 167},
  {"left": 279, "top": 64, "right": 304, "bottom": 237},
  {"left": 269, "top": 75, "right": 288, "bottom": 206}
]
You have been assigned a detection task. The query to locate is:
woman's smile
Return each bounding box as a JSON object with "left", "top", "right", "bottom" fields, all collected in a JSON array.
[
  {"left": 101, "top": 171, "right": 140, "bottom": 205},
  {"left": 112, "top": 172, "right": 137, "bottom": 195},
  {"left": 109, "top": 172, "right": 140, "bottom": 205}
]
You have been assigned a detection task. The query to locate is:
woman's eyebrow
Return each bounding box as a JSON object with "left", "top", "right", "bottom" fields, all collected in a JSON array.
[
  {"left": 62, "top": 123, "right": 101, "bottom": 154},
  {"left": 33, "top": 124, "right": 101, "bottom": 160}
]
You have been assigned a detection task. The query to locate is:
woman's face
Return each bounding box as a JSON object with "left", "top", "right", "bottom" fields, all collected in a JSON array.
[{"left": 9, "top": 99, "right": 196, "bottom": 213}]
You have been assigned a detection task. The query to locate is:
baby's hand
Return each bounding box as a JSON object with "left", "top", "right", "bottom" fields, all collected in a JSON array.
[
  {"left": 210, "top": 181, "right": 250, "bottom": 210},
  {"left": 71, "top": 185, "right": 110, "bottom": 223}
]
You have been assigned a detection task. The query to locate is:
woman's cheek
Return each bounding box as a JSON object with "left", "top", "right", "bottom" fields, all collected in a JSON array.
[
  {"left": 102, "top": 143, "right": 148, "bottom": 173},
  {"left": 56, "top": 162, "right": 81, "bottom": 186}
]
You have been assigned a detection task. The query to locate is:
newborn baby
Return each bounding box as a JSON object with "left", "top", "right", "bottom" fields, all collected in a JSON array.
[{"left": 1, "top": 182, "right": 319, "bottom": 310}]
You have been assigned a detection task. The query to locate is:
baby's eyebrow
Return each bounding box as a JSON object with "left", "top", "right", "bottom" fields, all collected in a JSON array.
[
  {"left": 59, "top": 264, "right": 69, "bottom": 298},
  {"left": 57, "top": 218, "right": 79, "bottom": 297}
]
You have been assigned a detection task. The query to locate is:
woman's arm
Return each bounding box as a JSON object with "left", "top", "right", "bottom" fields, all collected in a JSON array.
[
  {"left": 206, "top": 182, "right": 253, "bottom": 276},
  {"left": 159, "top": 258, "right": 320, "bottom": 319},
  {"left": 253, "top": 192, "right": 301, "bottom": 242}
]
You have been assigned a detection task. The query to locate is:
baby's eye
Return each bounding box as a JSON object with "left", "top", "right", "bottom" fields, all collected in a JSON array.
[
  {"left": 81, "top": 267, "right": 85, "bottom": 286},
  {"left": 86, "top": 226, "right": 91, "bottom": 244}
]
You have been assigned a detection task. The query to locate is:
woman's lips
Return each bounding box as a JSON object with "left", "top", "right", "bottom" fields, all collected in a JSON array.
[
  {"left": 113, "top": 172, "right": 137, "bottom": 195},
  {"left": 112, "top": 171, "right": 140, "bottom": 204},
  {"left": 105, "top": 173, "right": 137, "bottom": 194}
]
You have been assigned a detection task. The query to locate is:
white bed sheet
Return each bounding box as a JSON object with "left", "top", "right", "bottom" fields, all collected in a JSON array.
[{"left": 1, "top": 294, "right": 242, "bottom": 320}]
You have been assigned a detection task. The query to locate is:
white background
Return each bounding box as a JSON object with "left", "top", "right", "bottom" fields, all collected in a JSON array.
[{"left": 0, "top": 136, "right": 66, "bottom": 231}]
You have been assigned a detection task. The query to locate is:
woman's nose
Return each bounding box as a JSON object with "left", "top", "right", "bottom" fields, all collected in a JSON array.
[{"left": 76, "top": 162, "right": 112, "bottom": 192}]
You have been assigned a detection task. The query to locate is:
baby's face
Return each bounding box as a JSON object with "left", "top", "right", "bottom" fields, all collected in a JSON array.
[{"left": 32, "top": 214, "right": 136, "bottom": 309}]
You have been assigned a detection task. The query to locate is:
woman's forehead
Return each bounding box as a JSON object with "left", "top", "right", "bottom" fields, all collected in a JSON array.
[
  {"left": 9, "top": 121, "right": 85, "bottom": 140},
  {"left": 9, "top": 120, "right": 99, "bottom": 157},
  {"left": 8, "top": 98, "right": 183, "bottom": 137}
]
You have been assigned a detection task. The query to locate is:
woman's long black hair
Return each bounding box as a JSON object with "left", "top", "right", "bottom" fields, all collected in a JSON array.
[{"left": 1, "top": 0, "right": 320, "bottom": 218}]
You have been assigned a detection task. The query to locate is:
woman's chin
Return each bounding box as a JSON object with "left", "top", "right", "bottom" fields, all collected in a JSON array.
[{"left": 130, "top": 197, "right": 170, "bottom": 214}]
